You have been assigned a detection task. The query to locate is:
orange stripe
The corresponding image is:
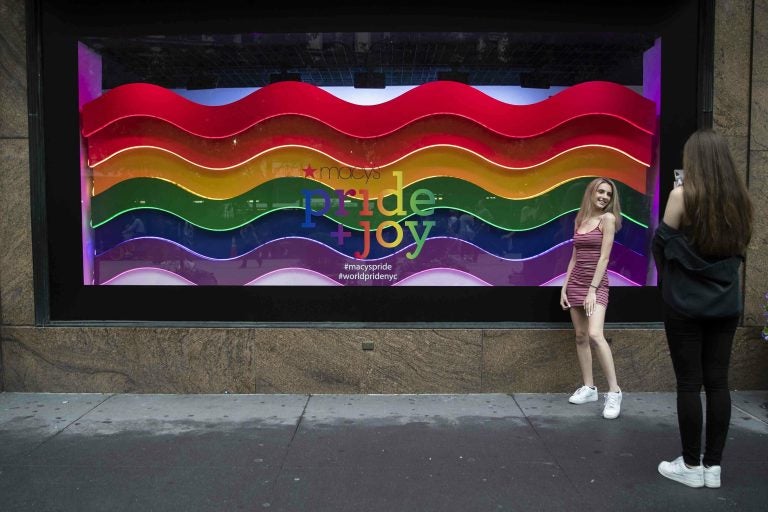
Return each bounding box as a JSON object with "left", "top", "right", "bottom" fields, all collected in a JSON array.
[{"left": 92, "top": 145, "right": 648, "bottom": 199}]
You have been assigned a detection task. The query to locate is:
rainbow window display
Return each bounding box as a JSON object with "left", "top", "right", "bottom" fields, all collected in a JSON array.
[{"left": 79, "top": 40, "right": 659, "bottom": 288}]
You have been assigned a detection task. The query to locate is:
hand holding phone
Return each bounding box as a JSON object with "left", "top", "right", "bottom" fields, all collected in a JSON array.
[{"left": 674, "top": 169, "right": 684, "bottom": 188}]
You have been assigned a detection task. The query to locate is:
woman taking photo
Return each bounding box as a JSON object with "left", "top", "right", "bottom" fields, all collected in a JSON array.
[
  {"left": 560, "top": 177, "right": 623, "bottom": 420},
  {"left": 654, "top": 129, "right": 753, "bottom": 488}
]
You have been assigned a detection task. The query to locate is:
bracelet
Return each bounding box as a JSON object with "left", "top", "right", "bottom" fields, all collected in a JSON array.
[{"left": 589, "top": 284, "right": 598, "bottom": 289}]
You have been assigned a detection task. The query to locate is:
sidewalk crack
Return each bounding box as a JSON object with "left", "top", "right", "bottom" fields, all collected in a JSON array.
[
  {"left": 265, "top": 394, "right": 310, "bottom": 506},
  {"left": 733, "top": 403, "right": 768, "bottom": 427},
  {"left": 510, "top": 393, "right": 592, "bottom": 508},
  {"left": 21, "top": 393, "right": 116, "bottom": 457}
]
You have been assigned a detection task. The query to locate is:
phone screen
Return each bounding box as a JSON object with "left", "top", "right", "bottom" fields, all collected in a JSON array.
[{"left": 674, "top": 169, "right": 684, "bottom": 187}]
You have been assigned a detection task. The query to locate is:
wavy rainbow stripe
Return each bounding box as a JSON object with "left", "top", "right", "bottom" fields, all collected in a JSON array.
[
  {"left": 94, "top": 237, "right": 648, "bottom": 286},
  {"left": 90, "top": 145, "right": 648, "bottom": 197},
  {"left": 90, "top": 176, "right": 650, "bottom": 231},
  {"left": 92, "top": 209, "right": 650, "bottom": 260},
  {"left": 81, "top": 80, "right": 656, "bottom": 139},
  {"left": 86, "top": 113, "right": 653, "bottom": 169}
]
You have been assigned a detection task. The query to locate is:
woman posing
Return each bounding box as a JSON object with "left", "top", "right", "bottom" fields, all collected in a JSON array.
[
  {"left": 560, "top": 177, "right": 623, "bottom": 419},
  {"left": 654, "top": 129, "right": 753, "bottom": 488}
]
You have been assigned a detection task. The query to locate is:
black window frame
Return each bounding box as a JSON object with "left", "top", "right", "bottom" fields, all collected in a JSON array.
[{"left": 28, "top": 0, "right": 710, "bottom": 325}]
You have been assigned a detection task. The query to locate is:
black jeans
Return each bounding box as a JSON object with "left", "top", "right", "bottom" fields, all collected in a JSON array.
[{"left": 663, "top": 306, "right": 738, "bottom": 467}]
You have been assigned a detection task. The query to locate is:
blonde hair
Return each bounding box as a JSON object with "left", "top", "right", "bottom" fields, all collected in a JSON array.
[
  {"left": 682, "top": 129, "right": 752, "bottom": 257},
  {"left": 574, "top": 177, "right": 622, "bottom": 231}
]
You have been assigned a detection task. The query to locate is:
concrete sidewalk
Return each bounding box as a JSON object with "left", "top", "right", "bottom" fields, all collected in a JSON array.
[{"left": 1, "top": 391, "right": 766, "bottom": 511}]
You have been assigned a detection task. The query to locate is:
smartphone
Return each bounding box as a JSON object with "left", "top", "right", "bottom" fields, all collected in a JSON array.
[{"left": 673, "top": 169, "right": 684, "bottom": 188}]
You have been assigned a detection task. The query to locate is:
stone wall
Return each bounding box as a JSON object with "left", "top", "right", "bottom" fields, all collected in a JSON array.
[{"left": 1, "top": 326, "right": 765, "bottom": 393}]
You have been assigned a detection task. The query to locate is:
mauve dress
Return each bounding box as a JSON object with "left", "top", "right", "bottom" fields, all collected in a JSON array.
[{"left": 566, "top": 223, "right": 609, "bottom": 307}]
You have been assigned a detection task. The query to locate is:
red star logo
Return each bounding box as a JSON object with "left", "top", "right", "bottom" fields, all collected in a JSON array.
[{"left": 302, "top": 164, "right": 317, "bottom": 178}]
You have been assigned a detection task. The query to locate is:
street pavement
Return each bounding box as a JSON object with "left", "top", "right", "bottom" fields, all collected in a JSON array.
[{"left": 1, "top": 391, "right": 766, "bottom": 511}]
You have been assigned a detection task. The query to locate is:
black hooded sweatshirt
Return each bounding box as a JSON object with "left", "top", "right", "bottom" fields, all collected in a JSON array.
[{"left": 652, "top": 221, "right": 743, "bottom": 318}]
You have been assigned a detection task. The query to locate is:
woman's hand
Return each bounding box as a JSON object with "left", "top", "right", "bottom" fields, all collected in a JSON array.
[
  {"left": 560, "top": 287, "right": 571, "bottom": 310},
  {"left": 584, "top": 289, "right": 597, "bottom": 316}
]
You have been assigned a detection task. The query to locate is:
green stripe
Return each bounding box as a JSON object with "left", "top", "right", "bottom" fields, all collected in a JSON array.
[{"left": 91, "top": 177, "right": 650, "bottom": 231}]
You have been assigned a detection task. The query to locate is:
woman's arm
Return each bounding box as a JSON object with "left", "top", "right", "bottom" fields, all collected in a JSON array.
[
  {"left": 560, "top": 245, "right": 577, "bottom": 309},
  {"left": 662, "top": 186, "right": 685, "bottom": 229},
  {"left": 584, "top": 213, "right": 616, "bottom": 316},
  {"left": 652, "top": 185, "right": 685, "bottom": 286}
]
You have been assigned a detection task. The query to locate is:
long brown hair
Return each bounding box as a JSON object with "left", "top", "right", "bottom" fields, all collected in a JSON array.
[
  {"left": 681, "top": 129, "right": 753, "bottom": 257},
  {"left": 574, "top": 177, "right": 622, "bottom": 231}
]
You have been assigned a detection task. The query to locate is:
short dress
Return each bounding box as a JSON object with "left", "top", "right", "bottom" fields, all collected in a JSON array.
[{"left": 566, "top": 221, "right": 609, "bottom": 307}]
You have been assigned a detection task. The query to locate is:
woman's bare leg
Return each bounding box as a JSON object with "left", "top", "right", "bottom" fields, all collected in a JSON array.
[
  {"left": 569, "top": 307, "right": 593, "bottom": 387},
  {"left": 588, "top": 305, "right": 619, "bottom": 392}
]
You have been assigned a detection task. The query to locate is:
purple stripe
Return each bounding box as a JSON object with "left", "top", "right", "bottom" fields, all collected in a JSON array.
[{"left": 93, "top": 237, "right": 648, "bottom": 286}]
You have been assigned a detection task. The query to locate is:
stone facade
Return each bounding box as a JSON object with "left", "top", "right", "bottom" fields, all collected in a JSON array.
[{"left": 1, "top": 0, "right": 767, "bottom": 393}]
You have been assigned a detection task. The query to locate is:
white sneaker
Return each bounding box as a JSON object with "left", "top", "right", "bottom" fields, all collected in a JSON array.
[
  {"left": 568, "top": 385, "right": 598, "bottom": 404},
  {"left": 658, "top": 456, "right": 704, "bottom": 488},
  {"left": 602, "top": 389, "right": 622, "bottom": 419},
  {"left": 704, "top": 465, "right": 721, "bottom": 488}
]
